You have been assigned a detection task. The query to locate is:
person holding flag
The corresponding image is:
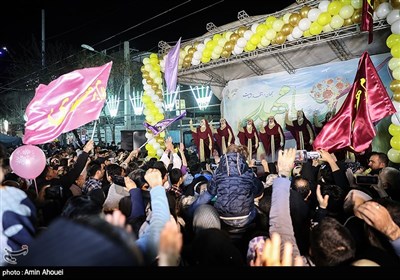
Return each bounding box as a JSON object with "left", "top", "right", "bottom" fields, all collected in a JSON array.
[
  {"left": 23, "top": 62, "right": 113, "bottom": 145},
  {"left": 313, "top": 51, "right": 396, "bottom": 154}
]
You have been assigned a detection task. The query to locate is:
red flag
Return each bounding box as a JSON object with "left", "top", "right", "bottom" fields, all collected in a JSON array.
[
  {"left": 313, "top": 52, "right": 395, "bottom": 153},
  {"left": 23, "top": 62, "right": 113, "bottom": 145},
  {"left": 361, "top": 0, "right": 374, "bottom": 44}
]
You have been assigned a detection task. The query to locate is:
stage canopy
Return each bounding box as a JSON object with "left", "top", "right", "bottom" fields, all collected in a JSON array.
[{"left": 161, "top": 1, "right": 390, "bottom": 99}]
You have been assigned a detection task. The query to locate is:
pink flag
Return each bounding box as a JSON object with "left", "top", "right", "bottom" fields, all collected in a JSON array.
[
  {"left": 23, "top": 62, "right": 113, "bottom": 145},
  {"left": 164, "top": 38, "right": 181, "bottom": 93}
]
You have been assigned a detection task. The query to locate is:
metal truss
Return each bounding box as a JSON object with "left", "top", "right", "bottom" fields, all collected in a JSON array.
[
  {"left": 327, "top": 39, "right": 353, "bottom": 61},
  {"left": 206, "top": 22, "right": 221, "bottom": 33},
  {"left": 200, "top": 70, "right": 226, "bottom": 86},
  {"left": 242, "top": 59, "right": 264, "bottom": 75},
  {"left": 274, "top": 53, "right": 296, "bottom": 74},
  {"left": 177, "top": 19, "right": 389, "bottom": 76}
]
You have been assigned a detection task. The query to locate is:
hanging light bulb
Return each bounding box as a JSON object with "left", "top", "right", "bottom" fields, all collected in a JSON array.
[
  {"left": 163, "top": 85, "right": 179, "bottom": 111},
  {"left": 106, "top": 95, "right": 120, "bottom": 117},
  {"left": 190, "top": 85, "right": 212, "bottom": 110},
  {"left": 129, "top": 91, "right": 144, "bottom": 115}
]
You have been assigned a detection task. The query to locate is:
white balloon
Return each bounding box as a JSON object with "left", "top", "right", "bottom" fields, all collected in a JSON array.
[
  {"left": 153, "top": 142, "right": 160, "bottom": 150},
  {"left": 251, "top": 23, "right": 259, "bottom": 33},
  {"left": 318, "top": 0, "right": 330, "bottom": 12},
  {"left": 196, "top": 43, "right": 205, "bottom": 51},
  {"left": 291, "top": 26, "right": 303, "bottom": 39},
  {"left": 233, "top": 45, "right": 244, "bottom": 54},
  {"left": 191, "top": 58, "right": 201, "bottom": 65},
  {"left": 376, "top": 2, "right": 392, "bottom": 19},
  {"left": 391, "top": 19, "right": 400, "bottom": 35},
  {"left": 386, "top": 9, "right": 400, "bottom": 25},
  {"left": 203, "top": 37, "right": 211, "bottom": 45},
  {"left": 392, "top": 114, "right": 400, "bottom": 126},
  {"left": 393, "top": 100, "right": 400, "bottom": 112},
  {"left": 157, "top": 149, "right": 164, "bottom": 157},
  {"left": 145, "top": 133, "right": 152, "bottom": 139},
  {"left": 151, "top": 95, "right": 159, "bottom": 102},
  {"left": 243, "top": 30, "right": 254, "bottom": 40},
  {"left": 286, "top": 34, "right": 294, "bottom": 42},
  {"left": 298, "top": 18, "right": 311, "bottom": 31},
  {"left": 236, "top": 37, "right": 247, "bottom": 48},
  {"left": 308, "top": 8, "right": 322, "bottom": 22},
  {"left": 155, "top": 101, "right": 163, "bottom": 108},
  {"left": 143, "top": 84, "right": 151, "bottom": 91},
  {"left": 193, "top": 51, "right": 202, "bottom": 60}
]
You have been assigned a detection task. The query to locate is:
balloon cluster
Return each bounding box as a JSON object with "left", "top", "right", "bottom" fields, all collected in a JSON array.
[
  {"left": 141, "top": 53, "right": 166, "bottom": 159},
  {"left": 156, "top": 0, "right": 374, "bottom": 71},
  {"left": 383, "top": 0, "right": 400, "bottom": 163}
]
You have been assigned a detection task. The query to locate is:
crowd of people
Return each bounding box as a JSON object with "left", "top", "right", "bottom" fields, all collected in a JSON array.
[{"left": 0, "top": 109, "right": 400, "bottom": 269}]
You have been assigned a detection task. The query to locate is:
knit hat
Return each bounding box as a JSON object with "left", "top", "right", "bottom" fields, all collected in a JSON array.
[{"left": 192, "top": 204, "right": 221, "bottom": 234}]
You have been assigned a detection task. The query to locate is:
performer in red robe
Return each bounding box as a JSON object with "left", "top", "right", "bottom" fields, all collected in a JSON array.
[
  {"left": 313, "top": 109, "right": 335, "bottom": 136},
  {"left": 213, "top": 118, "right": 235, "bottom": 155},
  {"left": 259, "top": 116, "right": 285, "bottom": 162},
  {"left": 189, "top": 118, "right": 214, "bottom": 162},
  {"left": 285, "top": 110, "right": 315, "bottom": 151},
  {"left": 237, "top": 119, "right": 259, "bottom": 162}
]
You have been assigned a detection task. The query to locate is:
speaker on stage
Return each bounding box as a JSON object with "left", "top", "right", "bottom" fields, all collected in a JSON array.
[{"left": 121, "top": 130, "right": 147, "bottom": 151}]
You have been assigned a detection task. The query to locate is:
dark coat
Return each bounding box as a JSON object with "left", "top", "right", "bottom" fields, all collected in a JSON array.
[{"left": 208, "top": 152, "right": 263, "bottom": 217}]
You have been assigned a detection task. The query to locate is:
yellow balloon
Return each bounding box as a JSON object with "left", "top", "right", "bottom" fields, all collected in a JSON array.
[
  {"left": 391, "top": 135, "right": 400, "bottom": 150},
  {"left": 317, "top": 12, "right": 332, "bottom": 26},
  {"left": 389, "top": 123, "right": 400, "bottom": 136},
  {"left": 309, "top": 22, "right": 323, "bottom": 35},
  {"left": 387, "top": 34, "right": 400, "bottom": 49},
  {"left": 250, "top": 34, "right": 262, "bottom": 45},
  {"left": 328, "top": 1, "right": 343, "bottom": 15},
  {"left": 265, "top": 16, "right": 277, "bottom": 29},
  {"left": 388, "top": 148, "right": 400, "bottom": 163},
  {"left": 256, "top": 24, "right": 268, "bottom": 35}
]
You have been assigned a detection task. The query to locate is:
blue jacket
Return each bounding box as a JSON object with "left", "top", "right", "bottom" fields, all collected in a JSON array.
[{"left": 208, "top": 152, "right": 263, "bottom": 217}]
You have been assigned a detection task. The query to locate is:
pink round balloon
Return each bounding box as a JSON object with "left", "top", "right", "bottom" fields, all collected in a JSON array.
[{"left": 10, "top": 145, "right": 46, "bottom": 179}]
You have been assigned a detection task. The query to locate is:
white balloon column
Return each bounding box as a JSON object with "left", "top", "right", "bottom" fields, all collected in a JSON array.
[
  {"left": 381, "top": 0, "right": 400, "bottom": 163},
  {"left": 140, "top": 54, "right": 166, "bottom": 159}
]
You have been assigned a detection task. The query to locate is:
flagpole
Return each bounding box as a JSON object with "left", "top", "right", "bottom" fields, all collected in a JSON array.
[
  {"left": 91, "top": 121, "right": 97, "bottom": 140},
  {"left": 138, "top": 126, "right": 166, "bottom": 150}
]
